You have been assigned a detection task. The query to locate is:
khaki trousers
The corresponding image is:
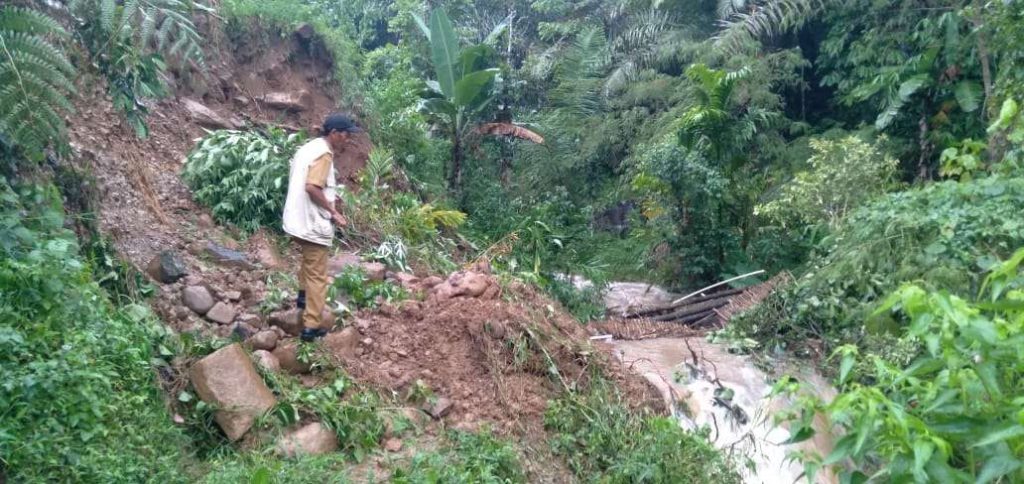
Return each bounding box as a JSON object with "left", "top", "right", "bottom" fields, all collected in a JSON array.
[{"left": 295, "top": 237, "right": 329, "bottom": 330}]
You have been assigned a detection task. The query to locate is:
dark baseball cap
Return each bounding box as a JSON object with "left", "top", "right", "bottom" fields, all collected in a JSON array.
[{"left": 322, "top": 113, "right": 362, "bottom": 134}]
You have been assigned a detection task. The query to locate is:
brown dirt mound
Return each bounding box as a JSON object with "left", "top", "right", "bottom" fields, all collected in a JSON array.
[{"left": 335, "top": 280, "right": 665, "bottom": 435}]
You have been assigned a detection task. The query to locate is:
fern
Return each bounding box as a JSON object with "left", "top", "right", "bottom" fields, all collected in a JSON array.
[
  {"left": 71, "top": 0, "right": 207, "bottom": 67},
  {"left": 0, "top": 7, "right": 75, "bottom": 154}
]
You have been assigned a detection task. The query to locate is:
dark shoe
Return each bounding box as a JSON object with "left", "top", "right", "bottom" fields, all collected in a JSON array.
[
  {"left": 299, "top": 328, "right": 328, "bottom": 342},
  {"left": 296, "top": 290, "right": 306, "bottom": 310}
]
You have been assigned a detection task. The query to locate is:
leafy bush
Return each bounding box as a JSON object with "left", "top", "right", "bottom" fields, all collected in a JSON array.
[
  {"left": 545, "top": 378, "right": 741, "bottom": 483},
  {"left": 183, "top": 129, "right": 306, "bottom": 232},
  {"left": 756, "top": 136, "right": 899, "bottom": 229},
  {"left": 391, "top": 430, "right": 526, "bottom": 483},
  {"left": 776, "top": 250, "right": 1024, "bottom": 483},
  {"left": 736, "top": 175, "right": 1024, "bottom": 353},
  {"left": 0, "top": 178, "right": 188, "bottom": 482}
]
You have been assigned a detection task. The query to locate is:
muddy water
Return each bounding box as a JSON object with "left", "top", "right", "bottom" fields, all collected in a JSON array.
[{"left": 611, "top": 337, "right": 836, "bottom": 484}]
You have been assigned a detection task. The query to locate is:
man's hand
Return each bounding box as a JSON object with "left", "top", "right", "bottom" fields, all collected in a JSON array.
[{"left": 331, "top": 211, "right": 348, "bottom": 228}]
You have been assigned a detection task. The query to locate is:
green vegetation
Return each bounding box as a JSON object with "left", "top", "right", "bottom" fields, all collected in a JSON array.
[
  {"left": 183, "top": 129, "right": 306, "bottom": 232},
  {"left": 0, "top": 177, "right": 188, "bottom": 482},
  {"left": 545, "top": 378, "right": 742, "bottom": 484},
  {"left": 329, "top": 265, "right": 407, "bottom": 310},
  {"left": 735, "top": 175, "right": 1024, "bottom": 357},
  {"left": 391, "top": 430, "right": 525, "bottom": 483},
  {"left": 5, "top": 0, "right": 1024, "bottom": 481},
  {"left": 775, "top": 250, "right": 1024, "bottom": 483}
]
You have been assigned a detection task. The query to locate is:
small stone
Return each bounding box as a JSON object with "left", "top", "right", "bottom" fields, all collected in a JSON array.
[
  {"left": 174, "top": 305, "right": 191, "bottom": 320},
  {"left": 360, "top": 262, "right": 387, "bottom": 282},
  {"left": 223, "top": 290, "right": 242, "bottom": 301},
  {"left": 384, "top": 438, "right": 403, "bottom": 452},
  {"left": 251, "top": 230, "right": 285, "bottom": 269},
  {"left": 361, "top": 338, "right": 373, "bottom": 346},
  {"left": 420, "top": 276, "right": 444, "bottom": 288},
  {"left": 294, "top": 22, "right": 315, "bottom": 40},
  {"left": 206, "top": 302, "right": 237, "bottom": 325},
  {"left": 147, "top": 251, "right": 188, "bottom": 284},
  {"left": 396, "top": 348, "right": 409, "bottom": 358},
  {"left": 183, "top": 286, "right": 215, "bottom": 315},
  {"left": 197, "top": 213, "right": 215, "bottom": 229},
  {"left": 232, "top": 321, "right": 258, "bottom": 340},
  {"left": 189, "top": 343, "right": 276, "bottom": 441},
  {"left": 425, "top": 397, "right": 453, "bottom": 419},
  {"left": 249, "top": 330, "right": 279, "bottom": 351},
  {"left": 269, "top": 309, "right": 303, "bottom": 336},
  {"left": 252, "top": 349, "right": 280, "bottom": 372},
  {"left": 276, "top": 422, "right": 338, "bottom": 457},
  {"left": 238, "top": 313, "right": 263, "bottom": 327}
]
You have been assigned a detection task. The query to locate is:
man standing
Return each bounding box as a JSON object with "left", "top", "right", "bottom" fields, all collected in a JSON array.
[{"left": 282, "top": 114, "right": 360, "bottom": 342}]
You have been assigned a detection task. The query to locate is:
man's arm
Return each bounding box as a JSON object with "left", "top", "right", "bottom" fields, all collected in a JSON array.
[
  {"left": 305, "top": 153, "right": 347, "bottom": 228},
  {"left": 305, "top": 184, "right": 347, "bottom": 227}
]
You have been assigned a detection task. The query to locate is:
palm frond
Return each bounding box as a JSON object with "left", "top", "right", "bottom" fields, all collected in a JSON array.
[{"left": 713, "top": 0, "right": 834, "bottom": 54}]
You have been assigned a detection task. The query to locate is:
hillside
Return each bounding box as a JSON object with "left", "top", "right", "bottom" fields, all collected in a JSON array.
[{"left": 2, "top": 0, "right": 1024, "bottom": 483}]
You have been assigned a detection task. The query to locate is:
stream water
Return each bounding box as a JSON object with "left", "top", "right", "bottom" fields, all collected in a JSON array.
[{"left": 598, "top": 282, "right": 837, "bottom": 483}]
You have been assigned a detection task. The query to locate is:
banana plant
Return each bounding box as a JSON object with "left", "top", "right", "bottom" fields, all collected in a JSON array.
[{"left": 415, "top": 9, "right": 543, "bottom": 199}]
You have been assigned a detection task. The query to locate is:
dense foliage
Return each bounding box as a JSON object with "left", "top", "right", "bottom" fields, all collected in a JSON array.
[
  {"left": 391, "top": 430, "right": 526, "bottom": 483},
  {"left": 735, "top": 175, "right": 1024, "bottom": 356},
  {"left": 0, "top": 177, "right": 188, "bottom": 482},
  {"left": 183, "top": 129, "right": 306, "bottom": 232},
  {"left": 776, "top": 250, "right": 1024, "bottom": 483}
]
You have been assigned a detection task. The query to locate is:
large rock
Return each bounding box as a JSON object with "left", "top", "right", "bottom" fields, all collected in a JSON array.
[
  {"left": 204, "top": 242, "right": 257, "bottom": 270},
  {"left": 430, "top": 271, "right": 498, "bottom": 302},
  {"left": 272, "top": 342, "right": 312, "bottom": 374},
  {"left": 327, "top": 253, "right": 361, "bottom": 276},
  {"left": 248, "top": 330, "right": 279, "bottom": 351},
  {"left": 147, "top": 251, "right": 188, "bottom": 284},
  {"left": 361, "top": 262, "right": 387, "bottom": 282},
  {"left": 324, "top": 327, "right": 359, "bottom": 360},
  {"left": 183, "top": 285, "right": 215, "bottom": 315},
  {"left": 206, "top": 302, "right": 237, "bottom": 325},
  {"left": 269, "top": 309, "right": 303, "bottom": 336},
  {"left": 189, "top": 343, "right": 276, "bottom": 441},
  {"left": 276, "top": 422, "right": 337, "bottom": 457},
  {"left": 262, "top": 91, "right": 311, "bottom": 112},
  {"left": 183, "top": 98, "right": 238, "bottom": 130}
]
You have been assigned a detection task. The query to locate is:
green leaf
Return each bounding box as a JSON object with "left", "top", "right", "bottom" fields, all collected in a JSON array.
[
  {"left": 428, "top": 9, "right": 460, "bottom": 99},
  {"left": 898, "top": 75, "right": 929, "bottom": 101},
  {"left": 453, "top": 69, "right": 497, "bottom": 107},
  {"left": 412, "top": 13, "right": 431, "bottom": 41},
  {"left": 954, "top": 81, "right": 981, "bottom": 113},
  {"left": 988, "top": 98, "right": 1019, "bottom": 133},
  {"left": 976, "top": 452, "right": 1022, "bottom": 484},
  {"left": 971, "top": 425, "right": 1024, "bottom": 448}
]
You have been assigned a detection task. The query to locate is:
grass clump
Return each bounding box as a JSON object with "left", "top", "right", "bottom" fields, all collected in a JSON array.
[
  {"left": 0, "top": 178, "right": 189, "bottom": 482},
  {"left": 391, "top": 430, "right": 526, "bottom": 483},
  {"left": 545, "top": 378, "right": 741, "bottom": 483}
]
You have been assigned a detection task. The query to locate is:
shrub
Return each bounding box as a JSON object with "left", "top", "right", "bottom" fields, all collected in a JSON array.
[
  {"left": 391, "top": 430, "right": 526, "bottom": 483},
  {"left": 756, "top": 135, "right": 899, "bottom": 229},
  {"left": 776, "top": 249, "right": 1024, "bottom": 483},
  {"left": 0, "top": 178, "right": 188, "bottom": 482},
  {"left": 545, "top": 378, "right": 741, "bottom": 483},
  {"left": 735, "top": 175, "right": 1024, "bottom": 354},
  {"left": 182, "top": 129, "right": 306, "bottom": 232},
  {"left": 328, "top": 265, "right": 406, "bottom": 311}
]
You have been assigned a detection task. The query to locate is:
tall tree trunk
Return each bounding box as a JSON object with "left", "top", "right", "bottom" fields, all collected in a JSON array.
[
  {"left": 916, "top": 106, "right": 933, "bottom": 181},
  {"left": 448, "top": 136, "right": 462, "bottom": 197}
]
